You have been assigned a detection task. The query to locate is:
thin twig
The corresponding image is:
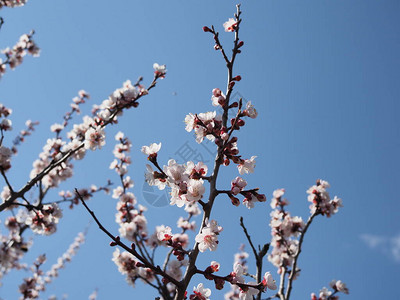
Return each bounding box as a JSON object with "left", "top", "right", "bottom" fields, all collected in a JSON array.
[
  {"left": 0, "top": 77, "right": 159, "bottom": 212},
  {"left": 174, "top": 6, "right": 243, "bottom": 300},
  {"left": 284, "top": 211, "right": 318, "bottom": 300},
  {"left": 76, "top": 189, "right": 182, "bottom": 287}
]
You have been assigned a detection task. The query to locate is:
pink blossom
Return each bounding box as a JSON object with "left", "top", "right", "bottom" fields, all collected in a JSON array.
[
  {"left": 209, "top": 261, "right": 220, "bottom": 272},
  {"left": 84, "top": 126, "right": 106, "bottom": 150},
  {"left": 186, "top": 161, "right": 208, "bottom": 179},
  {"left": 153, "top": 63, "right": 167, "bottom": 78},
  {"left": 0, "top": 146, "right": 12, "bottom": 170},
  {"left": 185, "top": 179, "right": 205, "bottom": 202},
  {"left": 239, "top": 284, "right": 259, "bottom": 300},
  {"left": 231, "top": 177, "right": 247, "bottom": 195},
  {"left": 330, "top": 279, "right": 349, "bottom": 294},
  {"left": 223, "top": 18, "right": 238, "bottom": 32},
  {"left": 230, "top": 262, "right": 245, "bottom": 284},
  {"left": 141, "top": 142, "right": 161, "bottom": 156},
  {"left": 164, "top": 159, "right": 187, "bottom": 184},
  {"left": 156, "top": 225, "right": 173, "bottom": 242},
  {"left": 190, "top": 283, "right": 211, "bottom": 300},
  {"left": 262, "top": 272, "right": 277, "bottom": 290},
  {"left": 243, "top": 101, "right": 258, "bottom": 119},
  {"left": 195, "top": 227, "right": 219, "bottom": 252},
  {"left": 211, "top": 88, "right": 226, "bottom": 107},
  {"left": 238, "top": 156, "right": 256, "bottom": 175},
  {"left": 50, "top": 123, "right": 64, "bottom": 133}
]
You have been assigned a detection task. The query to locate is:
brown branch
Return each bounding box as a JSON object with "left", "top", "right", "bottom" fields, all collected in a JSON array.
[
  {"left": 240, "top": 216, "right": 270, "bottom": 300},
  {"left": 76, "top": 189, "right": 182, "bottom": 287},
  {"left": 175, "top": 5, "right": 243, "bottom": 300},
  {"left": 0, "top": 76, "right": 160, "bottom": 212},
  {"left": 195, "top": 268, "right": 264, "bottom": 292},
  {"left": 284, "top": 211, "right": 318, "bottom": 300}
]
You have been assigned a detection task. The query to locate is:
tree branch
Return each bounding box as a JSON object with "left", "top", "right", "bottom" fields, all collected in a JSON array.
[{"left": 76, "top": 189, "right": 182, "bottom": 288}]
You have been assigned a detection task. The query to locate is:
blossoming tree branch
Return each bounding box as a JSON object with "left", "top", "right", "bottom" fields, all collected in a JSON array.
[{"left": 0, "top": 2, "right": 349, "bottom": 300}]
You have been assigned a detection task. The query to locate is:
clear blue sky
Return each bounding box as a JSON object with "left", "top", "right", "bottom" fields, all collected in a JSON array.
[{"left": 0, "top": 0, "right": 399, "bottom": 299}]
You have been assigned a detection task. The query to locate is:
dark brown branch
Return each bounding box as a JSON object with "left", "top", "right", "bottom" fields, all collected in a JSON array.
[
  {"left": 284, "top": 211, "right": 318, "bottom": 300},
  {"left": 240, "top": 216, "right": 270, "bottom": 300},
  {"left": 175, "top": 6, "right": 244, "bottom": 300},
  {"left": 76, "top": 189, "right": 182, "bottom": 287},
  {"left": 195, "top": 268, "right": 264, "bottom": 292},
  {"left": 0, "top": 76, "right": 160, "bottom": 212}
]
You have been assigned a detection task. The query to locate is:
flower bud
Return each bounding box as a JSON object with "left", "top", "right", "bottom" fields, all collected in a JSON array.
[
  {"left": 230, "top": 195, "right": 240, "bottom": 206},
  {"left": 232, "top": 75, "right": 242, "bottom": 81},
  {"left": 237, "top": 119, "right": 245, "bottom": 127},
  {"left": 215, "top": 278, "right": 225, "bottom": 290},
  {"left": 257, "top": 193, "right": 267, "bottom": 202}
]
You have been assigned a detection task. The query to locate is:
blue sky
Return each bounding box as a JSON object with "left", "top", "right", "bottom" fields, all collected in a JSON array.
[{"left": 0, "top": 0, "right": 399, "bottom": 299}]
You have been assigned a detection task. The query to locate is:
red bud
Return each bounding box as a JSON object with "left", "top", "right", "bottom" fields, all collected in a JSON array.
[{"left": 232, "top": 75, "right": 242, "bottom": 81}]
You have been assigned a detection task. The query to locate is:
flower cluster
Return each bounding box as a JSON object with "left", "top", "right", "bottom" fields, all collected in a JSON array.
[
  {"left": 29, "top": 75, "right": 157, "bottom": 192},
  {"left": 111, "top": 136, "right": 148, "bottom": 240},
  {"left": 0, "top": 103, "right": 13, "bottom": 170},
  {"left": 268, "top": 189, "right": 305, "bottom": 273},
  {"left": 195, "top": 219, "right": 222, "bottom": 252},
  {"left": 92, "top": 79, "right": 147, "bottom": 123},
  {"left": 112, "top": 248, "right": 154, "bottom": 288},
  {"left": 190, "top": 283, "right": 211, "bottom": 300},
  {"left": 223, "top": 18, "right": 238, "bottom": 32},
  {"left": 0, "top": 145, "right": 12, "bottom": 170},
  {"left": 224, "top": 246, "right": 277, "bottom": 300},
  {"left": 110, "top": 131, "right": 132, "bottom": 176},
  {"left": 0, "top": 211, "right": 32, "bottom": 285},
  {"left": 44, "top": 232, "right": 86, "bottom": 285},
  {"left": 185, "top": 88, "right": 260, "bottom": 179},
  {"left": 228, "top": 176, "right": 266, "bottom": 209},
  {"left": 18, "top": 254, "right": 46, "bottom": 300},
  {"left": 0, "top": 32, "right": 40, "bottom": 78},
  {"left": 0, "top": 0, "right": 27, "bottom": 9},
  {"left": 11, "top": 120, "right": 39, "bottom": 154},
  {"left": 58, "top": 182, "right": 110, "bottom": 209},
  {"left": 307, "top": 179, "right": 343, "bottom": 217},
  {"left": 152, "top": 222, "right": 190, "bottom": 261},
  {"left": 144, "top": 144, "right": 207, "bottom": 208},
  {"left": 0, "top": 104, "right": 12, "bottom": 133},
  {"left": 30, "top": 137, "right": 74, "bottom": 188},
  {"left": 153, "top": 63, "right": 167, "bottom": 79},
  {"left": 25, "top": 204, "right": 63, "bottom": 235},
  {"left": 311, "top": 280, "right": 349, "bottom": 300},
  {"left": 51, "top": 90, "right": 90, "bottom": 136},
  {"left": 185, "top": 111, "right": 222, "bottom": 144},
  {"left": 211, "top": 88, "right": 226, "bottom": 107}
]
